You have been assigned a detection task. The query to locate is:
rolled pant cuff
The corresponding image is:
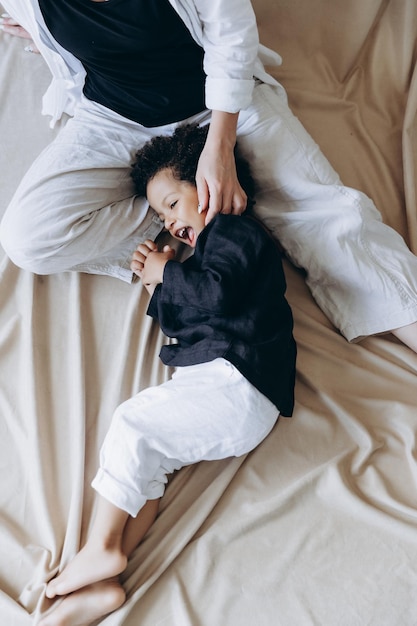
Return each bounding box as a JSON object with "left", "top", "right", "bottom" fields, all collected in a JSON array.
[{"left": 91, "top": 467, "right": 148, "bottom": 518}]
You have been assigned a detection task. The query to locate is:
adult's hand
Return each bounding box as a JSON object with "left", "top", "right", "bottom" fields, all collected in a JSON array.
[
  {"left": 196, "top": 110, "right": 247, "bottom": 225},
  {"left": 0, "top": 15, "right": 40, "bottom": 52}
]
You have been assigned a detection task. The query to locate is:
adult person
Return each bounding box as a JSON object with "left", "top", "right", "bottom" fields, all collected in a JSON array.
[{"left": 1, "top": 0, "right": 417, "bottom": 353}]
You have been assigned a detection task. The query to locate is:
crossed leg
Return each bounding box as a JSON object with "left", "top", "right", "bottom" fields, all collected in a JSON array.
[{"left": 38, "top": 498, "right": 160, "bottom": 626}]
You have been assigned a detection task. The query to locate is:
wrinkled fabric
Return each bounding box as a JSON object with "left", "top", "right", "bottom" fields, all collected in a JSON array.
[
  {"left": 2, "top": 1, "right": 417, "bottom": 625},
  {"left": 2, "top": 85, "right": 417, "bottom": 340}
]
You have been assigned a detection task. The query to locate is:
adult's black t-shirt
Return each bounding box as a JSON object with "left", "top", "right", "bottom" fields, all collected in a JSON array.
[{"left": 39, "top": 0, "right": 206, "bottom": 126}]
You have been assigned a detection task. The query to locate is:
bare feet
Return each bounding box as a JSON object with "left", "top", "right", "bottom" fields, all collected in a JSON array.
[
  {"left": 46, "top": 543, "right": 127, "bottom": 599},
  {"left": 38, "top": 580, "right": 125, "bottom": 626}
]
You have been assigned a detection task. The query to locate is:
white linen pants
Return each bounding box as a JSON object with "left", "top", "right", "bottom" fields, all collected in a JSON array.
[
  {"left": 2, "top": 82, "right": 417, "bottom": 340},
  {"left": 91, "top": 358, "right": 279, "bottom": 518}
]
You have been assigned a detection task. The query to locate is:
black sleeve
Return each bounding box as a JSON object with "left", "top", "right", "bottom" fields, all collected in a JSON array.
[{"left": 153, "top": 217, "right": 270, "bottom": 316}]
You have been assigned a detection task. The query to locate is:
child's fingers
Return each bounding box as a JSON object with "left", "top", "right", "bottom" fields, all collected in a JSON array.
[
  {"left": 143, "top": 239, "right": 158, "bottom": 252},
  {"left": 134, "top": 241, "right": 155, "bottom": 257},
  {"left": 130, "top": 249, "right": 147, "bottom": 274},
  {"left": 130, "top": 259, "right": 144, "bottom": 275},
  {"left": 131, "top": 250, "right": 146, "bottom": 263},
  {"left": 162, "top": 245, "right": 176, "bottom": 258},
  {"left": 131, "top": 240, "right": 159, "bottom": 275}
]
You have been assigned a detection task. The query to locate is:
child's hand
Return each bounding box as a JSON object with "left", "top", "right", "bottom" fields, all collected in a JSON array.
[
  {"left": 131, "top": 239, "right": 158, "bottom": 275},
  {"left": 131, "top": 241, "right": 175, "bottom": 295},
  {"left": 142, "top": 245, "right": 176, "bottom": 288}
]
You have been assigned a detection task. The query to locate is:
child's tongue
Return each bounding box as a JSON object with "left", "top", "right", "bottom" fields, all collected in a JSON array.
[
  {"left": 177, "top": 226, "right": 195, "bottom": 246},
  {"left": 186, "top": 227, "right": 195, "bottom": 247}
]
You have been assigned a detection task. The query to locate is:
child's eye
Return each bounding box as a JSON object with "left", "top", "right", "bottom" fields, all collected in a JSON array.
[{"left": 170, "top": 200, "right": 177, "bottom": 209}]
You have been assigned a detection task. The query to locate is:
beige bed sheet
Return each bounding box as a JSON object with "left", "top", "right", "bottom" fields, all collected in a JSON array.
[{"left": 1, "top": 1, "right": 417, "bottom": 624}]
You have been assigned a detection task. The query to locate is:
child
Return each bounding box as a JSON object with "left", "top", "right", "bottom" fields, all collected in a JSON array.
[{"left": 38, "top": 124, "right": 296, "bottom": 626}]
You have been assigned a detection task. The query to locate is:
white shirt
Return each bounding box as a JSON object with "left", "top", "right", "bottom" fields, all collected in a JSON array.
[{"left": 2, "top": 0, "right": 281, "bottom": 127}]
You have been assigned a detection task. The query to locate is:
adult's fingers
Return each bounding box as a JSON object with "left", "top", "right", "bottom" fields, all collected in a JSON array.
[{"left": 230, "top": 189, "right": 248, "bottom": 215}]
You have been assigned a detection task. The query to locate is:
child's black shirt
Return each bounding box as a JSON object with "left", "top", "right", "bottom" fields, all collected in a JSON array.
[{"left": 147, "top": 214, "right": 297, "bottom": 416}]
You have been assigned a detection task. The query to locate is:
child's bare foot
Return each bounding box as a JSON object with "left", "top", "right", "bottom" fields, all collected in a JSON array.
[
  {"left": 46, "top": 543, "right": 127, "bottom": 599},
  {"left": 38, "top": 579, "right": 125, "bottom": 626}
]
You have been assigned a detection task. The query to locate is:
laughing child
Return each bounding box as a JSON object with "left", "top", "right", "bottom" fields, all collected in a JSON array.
[{"left": 38, "top": 124, "right": 296, "bottom": 626}]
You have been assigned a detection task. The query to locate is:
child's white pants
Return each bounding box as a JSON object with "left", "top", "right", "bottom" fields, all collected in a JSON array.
[
  {"left": 91, "top": 358, "right": 279, "bottom": 518},
  {"left": 2, "top": 83, "right": 417, "bottom": 340}
]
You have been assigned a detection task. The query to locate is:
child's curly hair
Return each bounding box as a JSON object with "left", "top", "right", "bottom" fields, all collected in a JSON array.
[{"left": 131, "top": 123, "right": 256, "bottom": 212}]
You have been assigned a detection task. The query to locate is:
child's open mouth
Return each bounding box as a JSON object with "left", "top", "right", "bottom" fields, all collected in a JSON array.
[{"left": 175, "top": 226, "right": 195, "bottom": 246}]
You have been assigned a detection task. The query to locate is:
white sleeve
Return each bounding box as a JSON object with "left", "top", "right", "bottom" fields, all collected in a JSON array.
[
  {"left": 2, "top": 0, "right": 85, "bottom": 125},
  {"left": 191, "top": 0, "right": 259, "bottom": 112}
]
